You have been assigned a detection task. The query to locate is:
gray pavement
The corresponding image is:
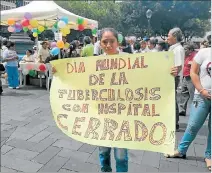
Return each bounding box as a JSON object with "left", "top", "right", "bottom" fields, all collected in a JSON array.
[{"left": 0, "top": 85, "right": 210, "bottom": 172}]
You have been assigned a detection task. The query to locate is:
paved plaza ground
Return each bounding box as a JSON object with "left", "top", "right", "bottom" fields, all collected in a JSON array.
[{"left": 0, "top": 85, "right": 210, "bottom": 172}]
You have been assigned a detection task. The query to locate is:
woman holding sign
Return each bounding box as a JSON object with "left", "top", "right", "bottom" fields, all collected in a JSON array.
[
  {"left": 52, "top": 28, "right": 129, "bottom": 172},
  {"left": 97, "top": 28, "right": 128, "bottom": 172}
]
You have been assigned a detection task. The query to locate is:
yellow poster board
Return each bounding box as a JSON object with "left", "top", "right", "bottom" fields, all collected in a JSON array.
[{"left": 50, "top": 52, "right": 175, "bottom": 154}]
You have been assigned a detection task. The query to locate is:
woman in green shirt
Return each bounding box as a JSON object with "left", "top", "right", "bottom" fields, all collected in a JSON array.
[{"left": 81, "top": 36, "right": 94, "bottom": 57}]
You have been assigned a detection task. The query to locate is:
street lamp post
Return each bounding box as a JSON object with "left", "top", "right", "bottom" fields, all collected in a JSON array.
[{"left": 146, "top": 9, "right": 153, "bottom": 37}]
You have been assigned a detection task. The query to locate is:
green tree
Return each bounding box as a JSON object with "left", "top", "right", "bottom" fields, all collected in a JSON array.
[{"left": 55, "top": 0, "right": 211, "bottom": 39}]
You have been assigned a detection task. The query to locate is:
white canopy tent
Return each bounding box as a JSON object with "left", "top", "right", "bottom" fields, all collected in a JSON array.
[{"left": 0, "top": 1, "right": 98, "bottom": 30}]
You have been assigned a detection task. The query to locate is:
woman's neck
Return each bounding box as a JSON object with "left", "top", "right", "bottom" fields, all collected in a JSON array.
[{"left": 106, "top": 50, "right": 119, "bottom": 55}]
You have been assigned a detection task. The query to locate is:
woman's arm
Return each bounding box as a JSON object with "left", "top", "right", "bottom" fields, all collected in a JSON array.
[
  {"left": 190, "top": 61, "right": 202, "bottom": 91},
  {"left": 190, "top": 61, "right": 210, "bottom": 99},
  {"left": 2, "top": 57, "right": 17, "bottom": 62}
]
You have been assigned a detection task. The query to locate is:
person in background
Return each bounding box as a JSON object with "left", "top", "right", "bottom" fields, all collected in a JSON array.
[
  {"left": 94, "top": 40, "right": 101, "bottom": 56},
  {"left": 22, "top": 49, "right": 35, "bottom": 62},
  {"left": 120, "top": 37, "right": 132, "bottom": 53},
  {"left": 91, "top": 35, "right": 97, "bottom": 45},
  {"left": 61, "top": 36, "right": 70, "bottom": 58},
  {"left": 68, "top": 41, "right": 78, "bottom": 58},
  {"left": 73, "top": 40, "right": 81, "bottom": 57},
  {"left": 63, "top": 36, "right": 70, "bottom": 49},
  {"left": 33, "top": 46, "right": 38, "bottom": 59},
  {"left": 157, "top": 40, "right": 168, "bottom": 51},
  {"left": 200, "top": 40, "right": 209, "bottom": 49},
  {"left": 2, "top": 39, "right": 8, "bottom": 84},
  {"left": 128, "top": 37, "right": 136, "bottom": 53},
  {"left": 2, "top": 41, "right": 19, "bottom": 89},
  {"left": 94, "top": 34, "right": 102, "bottom": 56},
  {"left": 45, "top": 54, "right": 59, "bottom": 64},
  {"left": 139, "top": 40, "right": 148, "bottom": 53},
  {"left": 0, "top": 41, "right": 4, "bottom": 94},
  {"left": 166, "top": 38, "right": 211, "bottom": 171},
  {"left": 81, "top": 36, "right": 94, "bottom": 57},
  {"left": 2, "top": 39, "right": 8, "bottom": 52},
  {"left": 133, "top": 41, "right": 141, "bottom": 53},
  {"left": 37, "top": 41, "right": 50, "bottom": 63},
  {"left": 167, "top": 27, "right": 185, "bottom": 131},
  {"left": 178, "top": 42, "right": 196, "bottom": 116},
  {"left": 147, "top": 39, "right": 158, "bottom": 52}
]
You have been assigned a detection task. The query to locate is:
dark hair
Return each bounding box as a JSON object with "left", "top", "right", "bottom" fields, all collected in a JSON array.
[
  {"left": 184, "top": 42, "right": 195, "bottom": 51},
  {"left": 99, "top": 28, "right": 118, "bottom": 41},
  {"left": 2, "top": 40, "right": 7, "bottom": 46},
  {"left": 6, "top": 41, "right": 15, "bottom": 48},
  {"left": 68, "top": 41, "right": 77, "bottom": 57},
  {"left": 149, "top": 39, "right": 157, "bottom": 46},
  {"left": 83, "top": 36, "right": 91, "bottom": 45},
  {"left": 41, "top": 41, "right": 48, "bottom": 45},
  {"left": 27, "top": 49, "right": 33, "bottom": 54},
  {"left": 133, "top": 41, "right": 141, "bottom": 51},
  {"left": 158, "top": 42, "right": 168, "bottom": 51}
]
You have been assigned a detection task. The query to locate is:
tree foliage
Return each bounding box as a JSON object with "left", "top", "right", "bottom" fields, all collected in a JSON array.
[{"left": 55, "top": 0, "right": 211, "bottom": 38}]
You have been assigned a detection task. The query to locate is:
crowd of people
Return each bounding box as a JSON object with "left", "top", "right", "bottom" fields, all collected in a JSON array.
[{"left": 0, "top": 26, "right": 211, "bottom": 172}]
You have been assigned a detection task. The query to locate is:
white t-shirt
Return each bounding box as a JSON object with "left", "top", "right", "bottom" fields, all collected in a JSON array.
[
  {"left": 37, "top": 47, "right": 50, "bottom": 62},
  {"left": 169, "top": 43, "right": 185, "bottom": 77},
  {"left": 194, "top": 48, "right": 211, "bottom": 94},
  {"left": 94, "top": 41, "right": 101, "bottom": 55},
  {"left": 22, "top": 55, "right": 35, "bottom": 62}
]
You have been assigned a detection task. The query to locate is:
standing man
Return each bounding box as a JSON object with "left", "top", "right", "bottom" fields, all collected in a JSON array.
[
  {"left": 37, "top": 41, "right": 50, "bottom": 63},
  {"left": 178, "top": 43, "right": 196, "bottom": 116},
  {"left": 167, "top": 27, "right": 185, "bottom": 131}
]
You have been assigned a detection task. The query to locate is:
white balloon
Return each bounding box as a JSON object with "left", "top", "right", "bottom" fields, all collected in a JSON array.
[
  {"left": 58, "top": 20, "right": 66, "bottom": 28},
  {"left": 22, "top": 69, "right": 29, "bottom": 75}
]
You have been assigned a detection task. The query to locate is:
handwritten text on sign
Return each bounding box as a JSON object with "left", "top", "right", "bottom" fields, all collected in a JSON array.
[{"left": 50, "top": 52, "right": 175, "bottom": 154}]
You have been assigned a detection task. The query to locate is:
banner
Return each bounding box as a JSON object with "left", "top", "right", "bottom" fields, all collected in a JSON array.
[{"left": 50, "top": 52, "right": 176, "bottom": 154}]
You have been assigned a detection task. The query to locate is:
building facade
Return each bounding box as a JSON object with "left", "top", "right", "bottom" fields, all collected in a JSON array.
[{"left": 1, "top": 0, "right": 30, "bottom": 11}]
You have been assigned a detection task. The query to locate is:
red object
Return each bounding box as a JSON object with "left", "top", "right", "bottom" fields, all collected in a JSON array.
[
  {"left": 78, "top": 24, "right": 84, "bottom": 31},
  {"left": 183, "top": 51, "right": 197, "bottom": 77},
  {"left": 21, "top": 19, "right": 30, "bottom": 27},
  {"left": 26, "top": 64, "right": 34, "bottom": 70},
  {"left": 39, "top": 64, "right": 46, "bottom": 72}
]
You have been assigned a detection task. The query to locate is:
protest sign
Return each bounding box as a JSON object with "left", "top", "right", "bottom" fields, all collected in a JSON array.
[{"left": 50, "top": 52, "right": 175, "bottom": 154}]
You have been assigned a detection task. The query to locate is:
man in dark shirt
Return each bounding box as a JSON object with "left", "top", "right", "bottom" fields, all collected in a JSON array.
[{"left": 179, "top": 42, "right": 197, "bottom": 116}]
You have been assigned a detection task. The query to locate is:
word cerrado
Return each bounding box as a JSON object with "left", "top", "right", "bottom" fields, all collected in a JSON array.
[
  {"left": 57, "top": 115, "right": 167, "bottom": 146},
  {"left": 66, "top": 56, "right": 148, "bottom": 73}
]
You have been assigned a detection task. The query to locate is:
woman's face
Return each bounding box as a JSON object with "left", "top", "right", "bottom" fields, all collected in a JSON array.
[{"left": 100, "top": 31, "right": 119, "bottom": 55}]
